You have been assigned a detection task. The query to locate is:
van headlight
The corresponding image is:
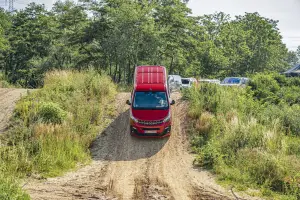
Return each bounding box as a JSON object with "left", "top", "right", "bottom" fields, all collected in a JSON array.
[
  {"left": 130, "top": 111, "right": 138, "bottom": 123},
  {"left": 163, "top": 112, "right": 171, "bottom": 123}
]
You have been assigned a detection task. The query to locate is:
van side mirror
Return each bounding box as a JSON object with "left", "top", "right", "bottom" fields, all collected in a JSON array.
[
  {"left": 126, "top": 100, "right": 131, "bottom": 105},
  {"left": 170, "top": 100, "right": 175, "bottom": 105}
]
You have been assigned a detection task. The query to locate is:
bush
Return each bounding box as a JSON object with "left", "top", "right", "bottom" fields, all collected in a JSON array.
[
  {"left": 284, "top": 137, "right": 300, "bottom": 155},
  {"left": 186, "top": 75, "right": 300, "bottom": 199},
  {"left": 0, "top": 72, "right": 12, "bottom": 88},
  {"left": 36, "top": 102, "right": 67, "bottom": 124},
  {"left": 282, "top": 105, "right": 300, "bottom": 136},
  {"left": 0, "top": 70, "right": 117, "bottom": 186},
  {"left": 249, "top": 73, "right": 300, "bottom": 106},
  {"left": 236, "top": 149, "right": 286, "bottom": 190},
  {"left": 249, "top": 73, "right": 281, "bottom": 103},
  {"left": 0, "top": 176, "right": 30, "bottom": 200}
]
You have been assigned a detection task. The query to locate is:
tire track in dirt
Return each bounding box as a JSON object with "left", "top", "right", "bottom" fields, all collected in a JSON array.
[
  {"left": 25, "top": 92, "right": 258, "bottom": 200},
  {"left": 0, "top": 88, "right": 28, "bottom": 134}
]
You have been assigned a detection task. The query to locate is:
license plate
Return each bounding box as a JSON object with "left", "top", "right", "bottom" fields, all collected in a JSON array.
[{"left": 145, "top": 130, "right": 157, "bottom": 134}]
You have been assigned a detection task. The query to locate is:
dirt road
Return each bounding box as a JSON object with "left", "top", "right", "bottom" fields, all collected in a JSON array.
[
  {"left": 0, "top": 88, "right": 27, "bottom": 133},
  {"left": 24, "top": 93, "right": 254, "bottom": 200}
]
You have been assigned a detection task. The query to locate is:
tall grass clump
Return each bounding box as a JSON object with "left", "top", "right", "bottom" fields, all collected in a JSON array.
[
  {"left": 0, "top": 70, "right": 117, "bottom": 189},
  {"left": 0, "top": 72, "right": 12, "bottom": 88},
  {"left": 0, "top": 175, "right": 30, "bottom": 200},
  {"left": 185, "top": 74, "right": 300, "bottom": 199}
]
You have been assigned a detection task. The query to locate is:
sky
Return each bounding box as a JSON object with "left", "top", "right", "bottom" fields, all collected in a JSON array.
[{"left": 0, "top": 0, "right": 299, "bottom": 51}]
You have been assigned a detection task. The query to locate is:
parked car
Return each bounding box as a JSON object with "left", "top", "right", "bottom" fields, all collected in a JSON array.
[
  {"left": 198, "top": 79, "right": 220, "bottom": 84},
  {"left": 168, "top": 75, "right": 182, "bottom": 92},
  {"left": 126, "top": 66, "right": 175, "bottom": 138},
  {"left": 220, "top": 77, "right": 249, "bottom": 87},
  {"left": 181, "top": 78, "right": 197, "bottom": 89}
]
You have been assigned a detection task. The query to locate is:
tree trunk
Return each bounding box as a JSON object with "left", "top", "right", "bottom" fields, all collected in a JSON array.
[
  {"left": 123, "top": 60, "right": 126, "bottom": 84},
  {"left": 169, "top": 55, "right": 175, "bottom": 74},
  {"left": 113, "top": 63, "right": 118, "bottom": 82},
  {"left": 118, "top": 62, "right": 122, "bottom": 83},
  {"left": 109, "top": 59, "right": 112, "bottom": 76},
  {"left": 127, "top": 59, "right": 131, "bottom": 84}
]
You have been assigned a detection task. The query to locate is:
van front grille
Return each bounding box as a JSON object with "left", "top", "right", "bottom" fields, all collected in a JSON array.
[
  {"left": 138, "top": 120, "right": 163, "bottom": 126},
  {"left": 142, "top": 128, "right": 160, "bottom": 130}
]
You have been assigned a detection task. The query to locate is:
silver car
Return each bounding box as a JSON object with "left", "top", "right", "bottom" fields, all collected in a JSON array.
[
  {"left": 168, "top": 75, "right": 182, "bottom": 92},
  {"left": 181, "top": 78, "right": 197, "bottom": 89},
  {"left": 199, "top": 79, "right": 221, "bottom": 84}
]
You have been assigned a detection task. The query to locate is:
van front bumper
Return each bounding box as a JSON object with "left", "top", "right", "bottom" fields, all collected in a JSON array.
[{"left": 130, "top": 121, "right": 171, "bottom": 138}]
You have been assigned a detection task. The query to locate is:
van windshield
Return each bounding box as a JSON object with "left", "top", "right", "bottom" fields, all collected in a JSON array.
[{"left": 133, "top": 92, "right": 169, "bottom": 110}]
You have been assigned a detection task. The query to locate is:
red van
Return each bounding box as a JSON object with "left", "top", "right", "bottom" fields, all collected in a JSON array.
[{"left": 126, "top": 66, "right": 175, "bottom": 138}]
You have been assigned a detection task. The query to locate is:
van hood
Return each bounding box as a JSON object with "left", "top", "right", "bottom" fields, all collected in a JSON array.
[{"left": 131, "top": 109, "right": 169, "bottom": 121}]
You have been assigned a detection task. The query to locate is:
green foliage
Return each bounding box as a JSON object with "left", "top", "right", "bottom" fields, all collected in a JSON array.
[
  {"left": 0, "top": 0, "right": 292, "bottom": 87},
  {"left": 2, "top": 3, "right": 53, "bottom": 88},
  {"left": 36, "top": 102, "right": 67, "bottom": 124},
  {"left": 286, "top": 51, "right": 299, "bottom": 66},
  {"left": 0, "top": 176, "right": 30, "bottom": 200},
  {"left": 0, "top": 8, "right": 10, "bottom": 51},
  {"left": 0, "top": 70, "right": 116, "bottom": 195},
  {"left": 0, "top": 72, "right": 12, "bottom": 88},
  {"left": 186, "top": 74, "right": 300, "bottom": 198},
  {"left": 249, "top": 73, "right": 281, "bottom": 103}
]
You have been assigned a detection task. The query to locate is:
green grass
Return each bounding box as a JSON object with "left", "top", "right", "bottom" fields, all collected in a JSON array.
[
  {"left": 0, "top": 175, "right": 30, "bottom": 200},
  {"left": 0, "top": 70, "right": 117, "bottom": 198},
  {"left": 0, "top": 72, "right": 13, "bottom": 88},
  {"left": 117, "top": 83, "right": 133, "bottom": 92},
  {"left": 184, "top": 74, "right": 300, "bottom": 199}
]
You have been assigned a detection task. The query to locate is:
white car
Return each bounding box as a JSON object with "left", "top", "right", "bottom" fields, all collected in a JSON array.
[
  {"left": 199, "top": 79, "right": 221, "bottom": 84},
  {"left": 220, "top": 77, "right": 249, "bottom": 87},
  {"left": 181, "top": 78, "right": 197, "bottom": 89},
  {"left": 168, "top": 75, "right": 182, "bottom": 92}
]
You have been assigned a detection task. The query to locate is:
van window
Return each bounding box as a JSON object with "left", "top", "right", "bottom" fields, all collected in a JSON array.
[
  {"left": 133, "top": 92, "right": 169, "bottom": 110},
  {"left": 182, "top": 79, "right": 190, "bottom": 84}
]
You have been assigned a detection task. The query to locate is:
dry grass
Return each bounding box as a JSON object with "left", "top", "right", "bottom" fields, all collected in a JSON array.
[
  {"left": 195, "top": 112, "right": 214, "bottom": 134},
  {"left": 185, "top": 82, "right": 300, "bottom": 199},
  {"left": 0, "top": 70, "right": 117, "bottom": 196}
]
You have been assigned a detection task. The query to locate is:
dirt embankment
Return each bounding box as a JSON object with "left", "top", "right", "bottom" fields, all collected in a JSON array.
[
  {"left": 24, "top": 93, "right": 257, "bottom": 200},
  {"left": 0, "top": 88, "right": 28, "bottom": 134}
]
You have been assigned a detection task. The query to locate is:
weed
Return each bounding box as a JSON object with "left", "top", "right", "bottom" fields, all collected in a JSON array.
[
  {"left": 0, "top": 70, "right": 117, "bottom": 196},
  {"left": 186, "top": 74, "right": 300, "bottom": 199}
]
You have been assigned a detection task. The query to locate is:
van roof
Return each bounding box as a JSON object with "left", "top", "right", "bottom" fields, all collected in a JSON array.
[{"left": 134, "top": 66, "right": 167, "bottom": 91}]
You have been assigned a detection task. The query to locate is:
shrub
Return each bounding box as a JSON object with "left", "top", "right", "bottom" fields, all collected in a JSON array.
[
  {"left": 195, "top": 112, "right": 214, "bottom": 134},
  {"left": 236, "top": 149, "right": 286, "bottom": 191},
  {"left": 37, "top": 102, "right": 67, "bottom": 124},
  {"left": 0, "top": 176, "right": 30, "bottom": 200},
  {"left": 0, "top": 72, "right": 11, "bottom": 88},
  {"left": 33, "top": 124, "right": 88, "bottom": 177},
  {"left": 249, "top": 73, "right": 300, "bottom": 106},
  {"left": 282, "top": 105, "right": 300, "bottom": 136},
  {"left": 186, "top": 75, "right": 300, "bottom": 198},
  {"left": 249, "top": 73, "right": 281, "bottom": 103},
  {"left": 284, "top": 137, "right": 300, "bottom": 155},
  {"left": 1, "top": 70, "right": 117, "bottom": 183}
]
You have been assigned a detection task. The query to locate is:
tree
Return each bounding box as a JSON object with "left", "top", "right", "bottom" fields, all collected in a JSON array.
[
  {"left": 0, "top": 9, "right": 10, "bottom": 51},
  {"left": 0, "top": 9, "right": 11, "bottom": 72},
  {"left": 286, "top": 51, "right": 299, "bottom": 66},
  {"left": 232, "top": 12, "right": 288, "bottom": 73},
  {"left": 154, "top": 0, "right": 195, "bottom": 74},
  {"left": 297, "top": 46, "right": 300, "bottom": 63},
  {"left": 0, "top": 0, "right": 293, "bottom": 87},
  {"left": 4, "top": 3, "right": 54, "bottom": 87}
]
